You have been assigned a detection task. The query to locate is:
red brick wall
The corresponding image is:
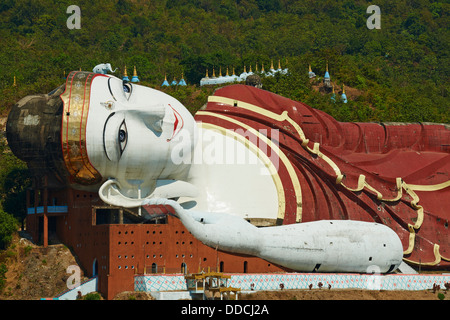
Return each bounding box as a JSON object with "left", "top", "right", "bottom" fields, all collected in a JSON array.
[{"left": 28, "top": 188, "right": 287, "bottom": 299}]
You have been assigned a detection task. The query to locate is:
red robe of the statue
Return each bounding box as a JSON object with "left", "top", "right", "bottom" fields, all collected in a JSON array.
[{"left": 195, "top": 84, "right": 450, "bottom": 269}]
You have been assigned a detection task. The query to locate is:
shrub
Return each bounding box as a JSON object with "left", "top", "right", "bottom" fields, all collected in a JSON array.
[
  {"left": 83, "top": 292, "right": 102, "bottom": 300},
  {"left": 0, "top": 210, "right": 18, "bottom": 250},
  {"left": 0, "top": 263, "right": 7, "bottom": 292}
]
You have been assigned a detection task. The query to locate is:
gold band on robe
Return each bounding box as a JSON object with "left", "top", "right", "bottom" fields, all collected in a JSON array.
[{"left": 60, "top": 71, "right": 103, "bottom": 185}]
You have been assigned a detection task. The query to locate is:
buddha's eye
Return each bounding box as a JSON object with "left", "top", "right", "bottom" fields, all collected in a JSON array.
[
  {"left": 118, "top": 120, "right": 127, "bottom": 154},
  {"left": 122, "top": 82, "right": 132, "bottom": 100}
]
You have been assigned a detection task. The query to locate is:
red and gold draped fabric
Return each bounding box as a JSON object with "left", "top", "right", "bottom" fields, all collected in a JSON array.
[
  {"left": 60, "top": 71, "right": 104, "bottom": 185},
  {"left": 195, "top": 84, "right": 450, "bottom": 269}
]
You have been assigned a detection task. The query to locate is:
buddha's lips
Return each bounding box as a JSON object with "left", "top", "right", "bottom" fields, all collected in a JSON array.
[{"left": 168, "top": 104, "right": 184, "bottom": 141}]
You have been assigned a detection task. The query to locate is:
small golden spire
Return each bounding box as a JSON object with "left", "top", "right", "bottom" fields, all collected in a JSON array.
[
  {"left": 133, "top": 66, "right": 138, "bottom": 77},
  {"left": 326, "top": 61, "right": 329, "bottom": 72},
  {"left": 205, "top": 69, "right": 209, "bottom": 78},
  {"left": 244, "top": 65, "right": 247, "bottom": 73},
  {"left": 270, "top": 60, "right": 274, "bottom": 69},
  {"left": 164, "top": 73, "right": 167, "bottom": 80},
  {"left": 249, "top": 65, "right": 252, "bottom": 73},
  {"left": 219, "top": 67, "right": 222, "bottom": 77},
  {"left": 261, "top": 63, "right": 265, "bottom": 72},
  {"left": 226, "top": 67, "right": 229, "bottom": 76},
  {"left": 13, "top": 76, "right": 16, "bottom": 87},
  {"left": 342, "top": 84, "right": 345, "bottom": 93},
  {"left": 232, "top": 67, "right": 235, "bottom": 75},
  {"left": 309, "top": 64, "right": 312, "bottom": 72},
  {"left": 278, "top": 59, "right": 281, "bottom": 69},
  {"left": 255, "top": 62, "right": 258, "bottom": 72},
  {"left": 124, "top": 66, "right": 128, "bottom": 77},
  {"left": 212, "top": 68, "right": 216, "bottom": 77},
  {"left": 332, "top": 85, "right": 335, "bottom": 94}
]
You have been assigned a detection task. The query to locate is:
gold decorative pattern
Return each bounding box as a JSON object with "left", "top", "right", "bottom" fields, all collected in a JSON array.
[{"left": 60, "top": 71, "right": 103, "bottom": 185}]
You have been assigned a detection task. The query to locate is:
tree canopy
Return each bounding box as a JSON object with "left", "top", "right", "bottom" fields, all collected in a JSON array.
[{"left": 0, "top": 0, "right": 448, "bottom": 123}]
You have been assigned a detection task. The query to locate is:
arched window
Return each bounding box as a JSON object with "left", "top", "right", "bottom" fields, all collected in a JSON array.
[
  {"left": 181, "top": 262, "right": 187, "bottom": 274},
  {"left": 93, "top": 258, "right": 98, "bottom": 277},
  {"left": 243, "top": 261, "right": 248, "bottom": 273},
  {"left": 152, "top": 263, "right": 157, "bottom": 273}
]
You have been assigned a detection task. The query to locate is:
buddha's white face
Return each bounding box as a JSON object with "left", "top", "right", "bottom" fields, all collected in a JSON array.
[{"left": 85, "top": 75, "right": 196, "bottom": 199}]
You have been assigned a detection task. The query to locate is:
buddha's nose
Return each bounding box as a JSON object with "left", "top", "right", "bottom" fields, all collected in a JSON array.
[{"left": 138, "top": 104, "right": 166, "bottom": 134}]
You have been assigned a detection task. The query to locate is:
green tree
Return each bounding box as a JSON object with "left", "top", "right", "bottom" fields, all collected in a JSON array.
[
  {"left": 0, "top": 209, "right": 18, "bottom": 250},
  {"left": 0, "top": 140, "right": 31, "bottom": 230},
  {"left": 1, "top": 167, "right": 31, "bottom": 230}
]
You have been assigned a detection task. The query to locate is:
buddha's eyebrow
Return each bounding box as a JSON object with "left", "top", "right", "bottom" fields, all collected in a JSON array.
[
  {"left": 107, "top": 77, "right": 117, "bottom": 101},
  {"left": 103, "top": 111, "right": 116, "bottom": 161}
]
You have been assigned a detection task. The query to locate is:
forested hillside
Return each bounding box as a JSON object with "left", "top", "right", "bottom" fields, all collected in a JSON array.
[{"left": 0, "top": 0, "right": 448, "bottom": 122}]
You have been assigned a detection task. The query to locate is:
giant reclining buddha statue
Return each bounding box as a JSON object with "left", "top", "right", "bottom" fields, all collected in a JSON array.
[{"left": 6, "top": 70, "right": 449, "bottom": 273}]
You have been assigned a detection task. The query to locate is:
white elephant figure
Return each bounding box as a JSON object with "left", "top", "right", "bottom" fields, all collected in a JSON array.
[{"left": 92, "top": 63, "right": 117, "bottom": 74}]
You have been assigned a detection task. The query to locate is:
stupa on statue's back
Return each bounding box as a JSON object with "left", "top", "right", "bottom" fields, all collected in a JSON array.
[
  {"left": 122, "top": 66, "right": 130, "bottom": 82},
  {"left": 131, "top": 66, "right": 140, "bottom": 83}
]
